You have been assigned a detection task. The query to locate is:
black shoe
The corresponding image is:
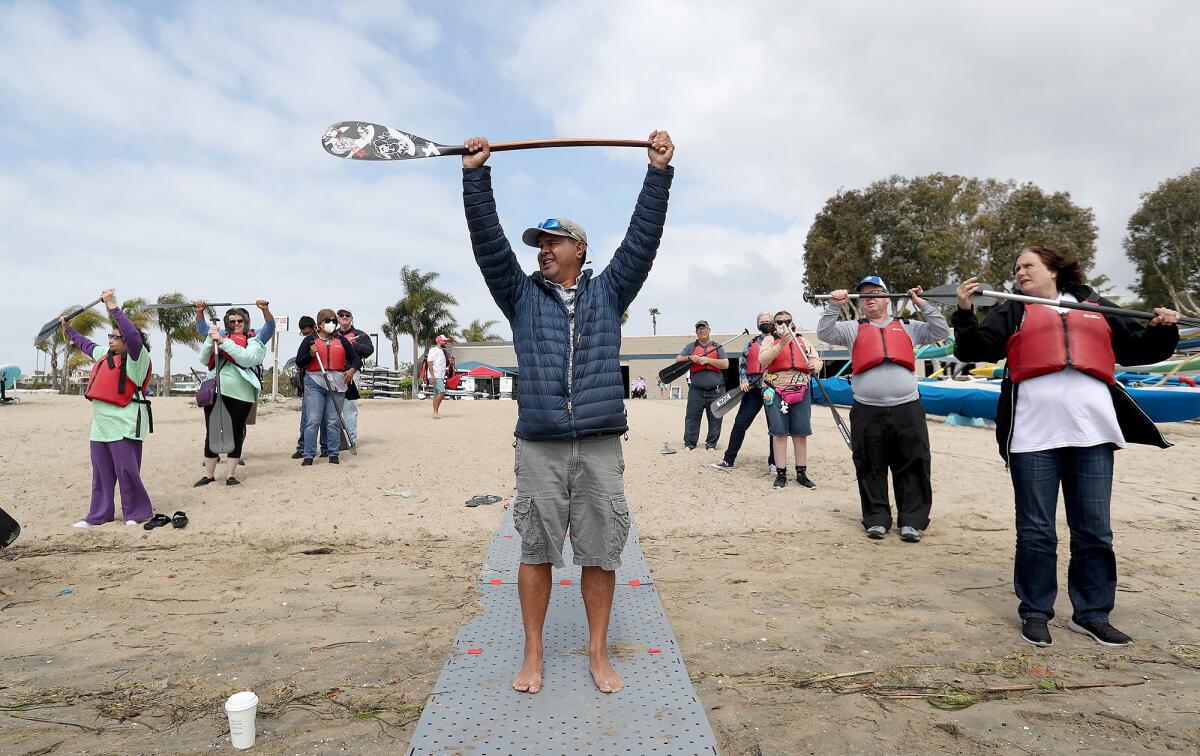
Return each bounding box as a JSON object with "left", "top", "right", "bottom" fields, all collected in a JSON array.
[
  {"left": 319, "top": 451, "right": 329, "bottom": 458},
  {"left": 710, "top": 459, "right": 735, "bottom": 470},
  {"left": 291, "top": 451, "right": 304, "bottom": 460},
  {"left": 193, "top": 476, "right": 215, "bottom": 488},
  {"left": 301, "top": 458, "right": 313, "bottom": 466},
  {"left": 795, "top": 467, "right": 816, "bottom": 489},
  {"left": 238, "top": 459, "right": 246, "bottom": 466},
  {"left": 773, "top": 470, "right": 787, "bottom": 488},
  {"left": 328, "top": 456, "right": 340, "bottom": 465},
  {"left": 1068, "top": 619, "right": 1132, "bottom": 647},
  {"left": 1021, "top": 618, "right": 1053, "bottom": 647},
  {"left": 866, "top": 526, "right": 887, "bottom": 540},
  {"left": 705, "top": 444, "right": 717, "bottom": 450},
  {"left": 225, "top": 477, "right": 241, "bottom": 486}
]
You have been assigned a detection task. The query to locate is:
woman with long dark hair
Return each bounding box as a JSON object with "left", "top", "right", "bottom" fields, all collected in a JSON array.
[{"left": 954, "top": 244, "right": 1180, "bottom": 648}]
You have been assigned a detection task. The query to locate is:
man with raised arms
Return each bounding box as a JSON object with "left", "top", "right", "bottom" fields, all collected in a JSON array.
[{"left": 461, "top": 129, "right": 674, "bottom": 694}]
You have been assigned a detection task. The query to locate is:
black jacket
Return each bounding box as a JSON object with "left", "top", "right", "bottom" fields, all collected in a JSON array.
[
  {"left": 951, "top": 283, "right": 1178, "bottom": 463},
  {"left": 337, "top": 327, "right": 374, "bottom": 401}
]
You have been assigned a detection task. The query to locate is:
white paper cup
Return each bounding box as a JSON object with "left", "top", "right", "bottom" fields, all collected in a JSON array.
[{"left": 224, "top": 691, "right": 259, "bottom": 749}]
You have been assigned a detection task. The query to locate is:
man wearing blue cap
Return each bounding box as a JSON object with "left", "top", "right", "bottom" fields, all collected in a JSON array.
[
  {"left": 817, "top": 276, "right": 949, "bottom": 542},
  {"left": 461, "top": 130, "right": 675, "bottom": 696}
]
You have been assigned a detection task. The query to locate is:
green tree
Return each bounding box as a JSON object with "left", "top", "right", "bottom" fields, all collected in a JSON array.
[
  {"left": 392, "top": 266, "right": 458, "bottom": 396},
  {"left": 805, "top": 173, "right": 1097, "bottom": 318},
  {"left": 34, "top": 305, "right": 107, "bottom": 393},
  {"left": 1124, "top": 167, "right": 1200, "bottom": 316},
  {"left": 648, "top": 307, "right": 660, "bottom": 335},
  {"left": 459, "top": 318, "right": 504, "bottom": 342},
  {"left": 155, "top": 293, "right": 206, "bottom": 396}
]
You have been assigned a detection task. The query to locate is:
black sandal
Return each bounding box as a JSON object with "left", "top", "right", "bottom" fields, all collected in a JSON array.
[
  {"left": 465, "top": 495, "right": 503, "bottom": 508},
  {"left": 143, "top": 513, "right": 171, "bottom": 530},
  {"left": 225, "top": 477, "right": 241, "bottom": 486},
  {"left": 171, "top": 511, "right": 188, "bottom": 529},
  {"left": 193, "top": 476, "right": 216, "bottom": 488}
]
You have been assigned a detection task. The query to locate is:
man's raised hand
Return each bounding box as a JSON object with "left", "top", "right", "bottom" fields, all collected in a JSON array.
[
  {"left": 648, "top": 130, "right": 674, "bottom": 169},
  {"left": 462, "top": 137, "right": 490, "bottom": 169}
]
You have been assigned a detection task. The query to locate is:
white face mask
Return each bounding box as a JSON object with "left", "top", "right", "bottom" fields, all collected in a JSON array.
[{"left": 322, "top": 322, "right": 336, "bottom": 334}]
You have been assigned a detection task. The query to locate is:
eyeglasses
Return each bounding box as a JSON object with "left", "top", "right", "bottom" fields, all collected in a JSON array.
[
  {"left": 537, "top": 218, "right": 581, "bottom": 242},
  {"left": 227, "top": 319, "right": 245, "bottom": 325},
  {"left": 337, "top": 311, "right": 352, "bottom": 318},
  {"left": 108, "top": 333, "right": 123, "bottom": 340},
  {"left": 321, "top": 317, "right": 337, "bottom": 324},
  {"left": 775, "top": 319, "right": 793, "bottom": 326}
]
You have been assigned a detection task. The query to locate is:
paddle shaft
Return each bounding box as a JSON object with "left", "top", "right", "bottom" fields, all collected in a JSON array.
[
  {"left": 978, "top": 290, "right": 1200, "bottom": 328},
  {"left": 140, "top": 301, "right": 255, "bottom": 311},
  {"left": 452, "top": 138, "right": 651, "bottom": 156},
  {"left": 658, "top": 330, "right": 748, "bottom": 385},
  {"left": 314, "top": 349, "right": 357, "bottom": 456},
  {"left": 37, "top": 297, "right": 103, "bottom": 343}
]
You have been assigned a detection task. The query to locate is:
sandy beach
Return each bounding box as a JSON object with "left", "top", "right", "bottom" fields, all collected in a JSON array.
[{"left": 1, "top": 395, "right": 1198, "bottom": 754}]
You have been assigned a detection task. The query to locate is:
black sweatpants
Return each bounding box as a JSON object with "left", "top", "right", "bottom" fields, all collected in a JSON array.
[
  {"left": 203, "top": 396, "right": 253, "bottom": 459},
  {"left": 722, "top": 388, "right": 775, "bottom": 468},
  {"left": 849, "top": 399, "right": 932, "bottom": 530}
]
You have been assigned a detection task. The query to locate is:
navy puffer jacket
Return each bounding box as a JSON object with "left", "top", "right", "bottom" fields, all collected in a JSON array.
[{"left": 464, "top": 164, "right": 673, "bottom": 440}]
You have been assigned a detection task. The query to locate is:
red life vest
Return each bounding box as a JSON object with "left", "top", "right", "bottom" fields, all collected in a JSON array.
[
  {"left": 85, "top": 351, "right": 152, "bottom": 407},
  {"left": 744, "top": 339, "right": 764, "bottom": 375},
  {"left": 207, "top": 333, "right": 251, "bottom": 369},
  {"left": 851, "top": 319, "right": 915, "bottom": 375},
  {"left": 766, "top": 338, "right": 810, "bottom": 374},
  {"left": 688, "top": 341, "right": 722, "bottom": 374},
  {"left": 1006, "top": 304, "right": 1115, "bottom": 384},
  {"left": 308, "top": 336, "right": 347, "bottom": 372}
]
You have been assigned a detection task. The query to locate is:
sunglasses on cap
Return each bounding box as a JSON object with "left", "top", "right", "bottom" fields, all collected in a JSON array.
[{"left": 536, "top": 219, "right": 581, "bottom": 242}]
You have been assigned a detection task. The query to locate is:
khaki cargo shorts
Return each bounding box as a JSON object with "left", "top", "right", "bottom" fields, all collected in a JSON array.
[{"left": 512, "top": 435, "right": 631, "bottom": 571}]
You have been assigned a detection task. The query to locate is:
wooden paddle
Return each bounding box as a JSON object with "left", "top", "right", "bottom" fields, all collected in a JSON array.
[
  {"left": 658, "top": 329, "right": 748, "bottom": 385},
  {"left": 322, "top": 121, "right": 650, "bottom": 162}
]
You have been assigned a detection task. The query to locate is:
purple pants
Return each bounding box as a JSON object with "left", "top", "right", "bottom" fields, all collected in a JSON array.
[{"left": 87, "top": 440, "right": 154, "bottom": 524}]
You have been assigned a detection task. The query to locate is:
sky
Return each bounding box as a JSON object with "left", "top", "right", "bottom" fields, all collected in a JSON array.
[{"left": 2, "top": 0, "right": 1198, "bottom": 377}]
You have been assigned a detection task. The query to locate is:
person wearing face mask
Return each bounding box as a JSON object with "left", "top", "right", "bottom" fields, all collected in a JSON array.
[
  {"left": 953, "top": 245, "right": 1180, "bottom": 649},
  {"left": 61, "top": 289, "right": 156, "bottom": 528},
  {"left": 818, "top": 276, "right": 949, "bottom": 542},
  {"left": 335, "top": 308, "right": 374, "bottom": 443},
  {"left": 757, "top": 310, "right": 823, "bottom": 489},
  {"left": 295, "top": 308, "right": 362, "bottom": 465},
  {"left": 711, "top": 312, "right": 778, "bottom": 472},
  {"left": 196, "top": 307, "right": 267, "bottom": 486}
]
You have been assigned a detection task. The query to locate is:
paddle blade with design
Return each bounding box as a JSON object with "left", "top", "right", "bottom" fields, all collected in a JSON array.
[
  {"left": 321, "top": 121, "right": 651, "bottom": 161},
  {"left": 36, "top": 298, "right": 103, "bottom": 344}
]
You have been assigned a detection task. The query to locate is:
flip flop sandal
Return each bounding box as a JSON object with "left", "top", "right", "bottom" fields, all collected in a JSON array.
[
  {"left": 143, "top": 513, "right": 171, "bottom": 531},
  {"left": 171, "top": 511, "right": 188, "bottom": 529},
  {"left": 465, "top": 495, "right": 503, "bottom": 508}
]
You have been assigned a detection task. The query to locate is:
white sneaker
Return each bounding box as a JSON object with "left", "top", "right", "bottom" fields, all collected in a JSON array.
[
  {"left": 71, "top": 521, "right": 90, "bottom": 529},
  {"left": 125, "top": 520, "right": 139, "bottom": 526}
]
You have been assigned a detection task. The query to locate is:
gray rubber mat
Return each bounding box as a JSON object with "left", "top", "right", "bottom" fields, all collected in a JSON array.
[{"left": 407, "top": 508, "right": 718, "bottom": 755}]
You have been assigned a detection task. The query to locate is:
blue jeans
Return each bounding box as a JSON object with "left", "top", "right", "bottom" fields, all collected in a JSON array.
[
  {"left": 302, "top": 375, "right": 342, "bottom": 458},
  {"left": 683, "top": 385, "right": 724, "bottom": 447},
  {"left": 1009, "top": 444, "right": 1116, "bottom": 623},
  {"left": 342, "top": 398, "right": 358, "bottom": 443},
  {"left": 295, "top": 390, "right": 328, "bottom": 454}
]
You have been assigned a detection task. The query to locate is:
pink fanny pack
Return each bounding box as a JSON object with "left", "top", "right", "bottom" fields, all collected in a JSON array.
[{"left": 777, "top": 385, "right": 807, "bottom": 404}]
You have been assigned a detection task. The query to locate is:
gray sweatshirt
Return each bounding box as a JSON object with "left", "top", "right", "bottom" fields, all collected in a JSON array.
[{"left": 816, "top": 302, "right": 949, "bottom": 407}]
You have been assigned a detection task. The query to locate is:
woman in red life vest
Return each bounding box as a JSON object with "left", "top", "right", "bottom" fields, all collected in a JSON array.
[
  {"left": 61, "top": 289, "right": 155, "bottom": 527},
  {"left": 196, "top": 308, "right": 267, "bottom": 486},
  {"left": 294, "top": 308, "right": 362, "bottom": 464},
  {"left": 953, "top": 245, "right": 1180, "bottom": 649},
  {"left": 757, "top": 311, "right": 823, "bottom": 489}
]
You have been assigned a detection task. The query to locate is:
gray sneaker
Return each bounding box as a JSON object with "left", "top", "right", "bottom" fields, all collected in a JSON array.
[
  {"left": 866, "top": 526, "right": 887, "bottom": 540},
  {"left": 899, "top": 526, "right": 922, "bottom": 542},
  {"left": 710, "top": 460, "right": 735, "bottom": 470}
]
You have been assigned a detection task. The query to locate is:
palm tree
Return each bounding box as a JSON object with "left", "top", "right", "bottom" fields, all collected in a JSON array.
[
  {"left": 155, "top": 292, "right": 205, "bottom": 396},
  {"left": 381, "top": 306, "right": 403, "bottom": 370},
  {"left": 649, "top": 307, "right": 660, "bottom": 335},
  {"left": 34, "top": 305, "right": 107, "bottom": 393},
  {"left": 459, "top": 318, "right": 504, "bottom": 342},
  {"left": 393, "top": 266, "right": 458, "bottom": 396}
]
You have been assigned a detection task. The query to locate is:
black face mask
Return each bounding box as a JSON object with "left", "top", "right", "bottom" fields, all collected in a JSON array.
[{"left": 757, "top": 322, "right": 773, "bottom": 334}]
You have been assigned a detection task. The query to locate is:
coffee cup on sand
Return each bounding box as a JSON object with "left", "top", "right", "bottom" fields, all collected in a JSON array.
[{"left": 224, "top": 691, "right": 259, "bottom": 749}]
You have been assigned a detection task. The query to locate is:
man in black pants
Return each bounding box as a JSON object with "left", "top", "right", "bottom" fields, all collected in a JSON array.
[
  {"left": 676, "top": 320, "right": 729, "bottom": 450},
  {"left": 711, "top": 312, "right": 776, "bottom": 471}
]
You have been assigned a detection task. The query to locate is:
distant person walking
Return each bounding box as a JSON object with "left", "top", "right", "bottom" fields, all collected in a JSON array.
[{"left": 63, "top": 289, "right": 155, "bottom": 527}]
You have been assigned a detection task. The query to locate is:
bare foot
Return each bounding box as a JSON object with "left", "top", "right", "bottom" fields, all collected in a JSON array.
[
  {"left": 589, "top": 654, "right": 624, "bottom": 693},
  {"left": 512, "top": 655, "right": 542, "bottom": 693}
]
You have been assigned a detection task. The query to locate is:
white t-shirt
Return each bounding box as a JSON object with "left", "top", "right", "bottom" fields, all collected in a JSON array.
[
  {"left": 428, "top": 346, "right": 447, "bottom": 379},
  {"left": 1009, "top": 293, "right": 1126, "bottom": 454}
]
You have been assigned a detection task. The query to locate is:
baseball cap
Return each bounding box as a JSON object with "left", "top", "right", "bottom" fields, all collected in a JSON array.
[
  {"left": 695, "top": 320, "right": 710, "bottom": 329},
  {"left": 855, "top": 275, "right": 888, "bottom": 292},
  {"left": 522, "top": 218, "right": 588, "bottom": 248},
  {"left": 435, "top": 335, "right": 449, "bottom": 344}
]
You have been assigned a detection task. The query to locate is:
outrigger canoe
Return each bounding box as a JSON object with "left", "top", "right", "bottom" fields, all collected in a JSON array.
[{"left": 812, "top": 376, "right": 1200, "bottom": 423}]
